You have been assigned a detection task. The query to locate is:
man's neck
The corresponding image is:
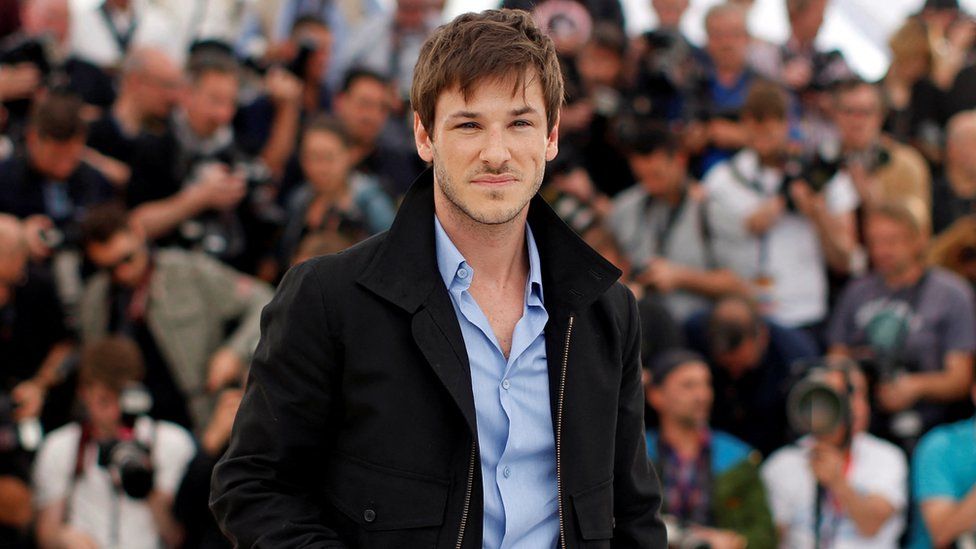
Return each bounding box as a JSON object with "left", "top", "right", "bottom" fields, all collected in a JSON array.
[
  {"left": 660, "top": 420, "right": 705, "bottom": 460},
  {"left": 947, "top": 165, "right": 976, "bottom": 198},
  {"left": 715, "top": 65, "right": 745, "bottom": 87},
  {"left": 434, "top": 190, "right": 529, "bottom": 288},
  {"left": 882, "top": 262, "right": 926, "bottom": 289}
]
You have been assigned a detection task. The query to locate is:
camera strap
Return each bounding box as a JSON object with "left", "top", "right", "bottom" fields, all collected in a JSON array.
[{"left": 97, "top": 3, "right": 137, "bottom": 56}]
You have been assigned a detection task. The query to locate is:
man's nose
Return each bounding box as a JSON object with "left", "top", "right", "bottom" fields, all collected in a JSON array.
[{"left": 480, "top": 127, "right": 512, "bottom": 167}]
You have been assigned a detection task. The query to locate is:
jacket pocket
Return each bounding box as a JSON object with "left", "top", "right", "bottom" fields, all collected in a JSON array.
[
  {"left": 323, "top": 451, "right": 450, "bottom": 535},
  {"left": 572, "top": 476, "right": 614, "bottom": 542}
]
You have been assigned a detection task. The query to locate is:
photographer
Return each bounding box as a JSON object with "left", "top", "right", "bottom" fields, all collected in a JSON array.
[
  {"left": 704, "top": 80, "right": 858, "bottom": 331},
  {"left": 644, "top": 349, "right": 776, "bottom": 549},
  {"left": 828, "top": 199, "right": 975, "bottom": 450},
  {"left": 761, "top": 362, "right": 908, "bottom": 548},
  {"left": 32, "top": 336, "right": 194, "bottom": 549},
  {"left": 127, "top": 48, "right": 299, "bottom": 272},
  {"left": 78, "top": 203, "right": 272, "bottom": 430},
  {"left": 909, "top": 383, "right": 976, "bottom": 548},
  {"left": 608, "top": 125, "right": 748, "bottom": 323},
  {"left": 0, "top": 214, "right": 74, "bottom": 431}
]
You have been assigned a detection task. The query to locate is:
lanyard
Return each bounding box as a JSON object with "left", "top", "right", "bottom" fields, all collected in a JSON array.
[{"left": 814, "top": 450, "right": 853, "bottom": 549}]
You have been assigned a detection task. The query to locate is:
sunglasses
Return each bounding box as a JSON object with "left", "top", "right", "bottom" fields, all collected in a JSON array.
[{"left": 101, "top": 250, "right": 139, "bottom": 273}]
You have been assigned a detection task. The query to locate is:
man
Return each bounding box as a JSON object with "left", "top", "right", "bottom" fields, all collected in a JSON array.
[
  {"left": 828, "top": 199, "right": 975, "bottom": 450},
  {"left": 85, "top": 47, "right": 183, "bottom": 186},
  {"left": 762, "top": 363, "right": 908, "bottom": 548},
  {"left": 32, "top": 336, "right": 195, "bottom": 549},
  {"left": 831, "top": 79, "right": 931, "bottom": 211},
  {"left": 686, "top": 294, "right": 819, "bottom": 457},
  {"left": 78, "top": 203, "right": 272, "bottom": 430},
  {"left": 0, "top": 214, "right": 73, "bottom": 431},
  {"left": 608, "top": 125, "right": 747, "bottom": 322},
  {"left": 212, "top": 9, "right": 666, "bottom": 548},
  {"left": 0, "top": 90, "right": 115, "bottom": 260},
  {"left": 333, "top": 67, "right": 426, "bottom": 199},
  {"left": 684, "top": 3, "right": 756, "bottom": 177},
  {"left": 644, "top": 349, "right": 776, "bottom": 549},
  {"left": 932, "top": 110, "right": 976, "bottom": 234},
  {"left": 909, "top": 383, "right": 976, "bottom": 548},
  {"left": 127, "top": 49, "right": 299, "bottom": 270},
  {"left": 704, "top": 80, "right": 858, "bottom": 330}
]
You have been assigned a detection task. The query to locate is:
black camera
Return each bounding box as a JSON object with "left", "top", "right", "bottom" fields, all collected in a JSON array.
[
  {"left": 95, "top": 385, "right": 155, "bottom": 499},
  {"left": 786, "top": 359, "right": 856, "bottom": 438},
  {"left": 779, "top": 153, "right": 843, "bottom": 211},
  {"left": 242, "top": 39, "right": 318, "bottom": 81}
]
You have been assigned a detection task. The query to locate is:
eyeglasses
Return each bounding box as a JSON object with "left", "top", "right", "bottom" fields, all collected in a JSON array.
[{"left": 100, "top": 250, "right": 139, "bottom": 273}]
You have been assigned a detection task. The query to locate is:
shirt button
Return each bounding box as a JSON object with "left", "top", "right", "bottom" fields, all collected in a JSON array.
[
  {"left": 503, "top": 466, "right": 511, "bottom": 478},
  {"left": 501, "top": 379, "right": 511, "bottom": 390},
  {"left": 363, "top": 508, "right": 376, "bottom": 523},
  {"left": 457, "top": 268, "right": 469, "bottom": 279}
]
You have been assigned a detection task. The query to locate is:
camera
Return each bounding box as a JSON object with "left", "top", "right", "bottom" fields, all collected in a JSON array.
[
  {"left": 95, "top": 385, "right": 155, "bottom": 499},
  {"left": 779, "top": 153, "right": 843, "bottom": 212},
  {"left": 786, "top": 362, "right": 852, "bottom": 437},
  {"left": 662, "top": 515, "right": 711, "bottom": 549}
]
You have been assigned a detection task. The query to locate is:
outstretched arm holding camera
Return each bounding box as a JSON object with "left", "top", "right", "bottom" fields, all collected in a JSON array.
[
  {"left": 789, "top": 180, "right": 858, "bottom": 274},
  {"left": 876, "top": 352, "right": 973, "bottom": 412}
]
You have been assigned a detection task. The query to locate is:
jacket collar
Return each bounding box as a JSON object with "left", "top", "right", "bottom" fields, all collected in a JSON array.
[{"left": 357, "top": 168, "right": 621, "bottom": 313}]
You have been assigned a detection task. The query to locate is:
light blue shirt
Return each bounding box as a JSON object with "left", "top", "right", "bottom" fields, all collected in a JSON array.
[{"left": 434, "top": 216, "right": 558, "bottom": 549}]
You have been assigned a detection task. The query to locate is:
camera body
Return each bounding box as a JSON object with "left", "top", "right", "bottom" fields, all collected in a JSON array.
[{"left": 94, "top": 385, "right": 155, "bottom": 499}]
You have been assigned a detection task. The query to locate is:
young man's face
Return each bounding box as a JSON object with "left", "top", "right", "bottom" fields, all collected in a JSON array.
[
  {"left": 744, "top": 115, "right": 789, "bottom": 160},
  {"left": 300, "top": 129, "right": 350, "bottom": 194},
  {"left": 835, "top": 85, "right": 883, "bottom": 152},
  {"left": 184, "top": 71, "right": 239, "bottom": 138},
  {"left": 27, "top": 132, "right": 85, "bottom": 181},
  {"left": 86, "top": 229, "right": 150, "bottom": 288},
  {"left": 865, "top": 214, "right": 925, "bottom": 279},
  {"left": 647, "top": 361, "right": 714, "bottom": 430},
  {"left": 80, "top": 381, "right": 122, "bottom": 435},
  {"left": 335, "top": 77, "right": 392, "bottom": 147},
  {"left": 415, "top": 72, "right": 559, "bottom": 227},
  {"left": 629, "top": 149, "right": 685, "bottom": 197}
]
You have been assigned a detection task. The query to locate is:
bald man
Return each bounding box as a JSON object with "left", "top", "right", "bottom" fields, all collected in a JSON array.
[
  {"left": 0, "top": 214, "right": 73, "bottom": 427},
  {"left": 934, "top": 110, "right": 976, "bottom": 234},
  {"left": 85, "top": 47, "right": 183, "bottom": 186}
]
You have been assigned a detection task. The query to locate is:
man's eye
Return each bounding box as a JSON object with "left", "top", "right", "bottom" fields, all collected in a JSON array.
[
  {"left": 513, "top": 120, "right": 532, "bottom": 127},
  {"left": 456, "top": 122, "right": 478, "bottom": 129}
]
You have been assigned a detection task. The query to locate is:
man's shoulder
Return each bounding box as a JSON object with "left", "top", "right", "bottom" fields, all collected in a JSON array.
[
  {"left": 925, "top": 267, "right": 975, "bottom": 301},
  {"left": 916, "top": 418, "right": 975, "bottom": 462},
  {"left": 854, "top": 432, "right": 906, "bottom": 467}
]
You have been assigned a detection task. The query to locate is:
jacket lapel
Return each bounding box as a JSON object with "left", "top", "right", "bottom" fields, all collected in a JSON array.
[{"left": 359, "top": 170, "right": 478, "bottom": 435}]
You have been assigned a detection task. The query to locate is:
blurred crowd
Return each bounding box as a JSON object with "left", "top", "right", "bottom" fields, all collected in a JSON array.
[{"left": 0, "top": 0, "right": 975, "bottom": 547}]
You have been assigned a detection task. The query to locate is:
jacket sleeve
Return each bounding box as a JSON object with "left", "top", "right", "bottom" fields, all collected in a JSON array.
[
  {"left": 194, "top": 252, "right": 274, "bottom": 362},
  {"left": 210, "top": 259, "right": 347, "bottom": 548},
  {"left": 612, "top": 287, "right": 668, "bottom": 548}
]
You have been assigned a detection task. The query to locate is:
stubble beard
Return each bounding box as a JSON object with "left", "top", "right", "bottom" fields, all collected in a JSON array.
[{"left": 432, "top": 147, "right": 544, "bottom": 227}]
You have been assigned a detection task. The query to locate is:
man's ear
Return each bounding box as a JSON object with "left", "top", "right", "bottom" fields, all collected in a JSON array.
[
  {"left": 545, "top": 112, "right": 560, "bottom": 162},
  {"left": 414, "top": 112, "right": 433, "bottom": 163}
]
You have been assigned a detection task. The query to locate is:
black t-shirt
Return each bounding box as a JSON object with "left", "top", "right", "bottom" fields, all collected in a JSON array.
[{"left": 87, "top": 114, "right": 138, "bottom": 166}]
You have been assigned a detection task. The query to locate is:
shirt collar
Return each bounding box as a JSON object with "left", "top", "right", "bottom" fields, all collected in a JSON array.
[{"left": 433, "top": 215, "right": 544, "bottom": 303}]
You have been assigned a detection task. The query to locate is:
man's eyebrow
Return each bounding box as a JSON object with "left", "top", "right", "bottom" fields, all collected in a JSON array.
[{"left": 445, "top": 106, "right": 541, "bottom": 120}]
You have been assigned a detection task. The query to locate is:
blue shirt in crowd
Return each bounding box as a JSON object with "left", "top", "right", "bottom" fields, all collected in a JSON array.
[
  {"left": 909, "top": 416, "right": 976, "bottom": 548},
  {"left": 434, "top": 215, "right": 558, "bottom": 549}
]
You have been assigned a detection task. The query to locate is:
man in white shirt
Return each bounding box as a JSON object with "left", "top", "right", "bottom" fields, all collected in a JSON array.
[
  {"left": 761, "top": 363, "right": 908, "bottom": 549},
  {"left": 704, "top": 80, "right": 858, "bottom": 329},
  {"left": 32, "top": 336, "right": 195, "bottom": 549}
]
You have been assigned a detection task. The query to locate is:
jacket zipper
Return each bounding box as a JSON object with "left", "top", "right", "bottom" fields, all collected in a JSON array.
[
  {"left": 555, "top": 314, "right": 574, "bottom": 549},
  {"left": 454, "top": 441, "right": 477, "bottom": 549}
]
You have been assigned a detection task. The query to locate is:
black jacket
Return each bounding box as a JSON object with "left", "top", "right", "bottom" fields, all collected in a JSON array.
[{"left": 210, "top": 170, "right": 666, "bottom": 548}]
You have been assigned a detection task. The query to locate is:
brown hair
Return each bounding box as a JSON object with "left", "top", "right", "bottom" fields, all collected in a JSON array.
[
  {"left": 29, "top": 90, "right": 87, "bottom": 141},
  {"left": 79, "top": 336, "right": 146, "bottom": 392},
  {"left": 741, "top": 80, "right": 789, "bottom": 121},
  {"left": 410, "top": 9, "right": 564, "bottom": 135},
  {"left": 303, "top": 113, "right": 351, "bottom": 148},
  {"left": 81, "top": 202, "right": 131, "bottom": 247}
]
